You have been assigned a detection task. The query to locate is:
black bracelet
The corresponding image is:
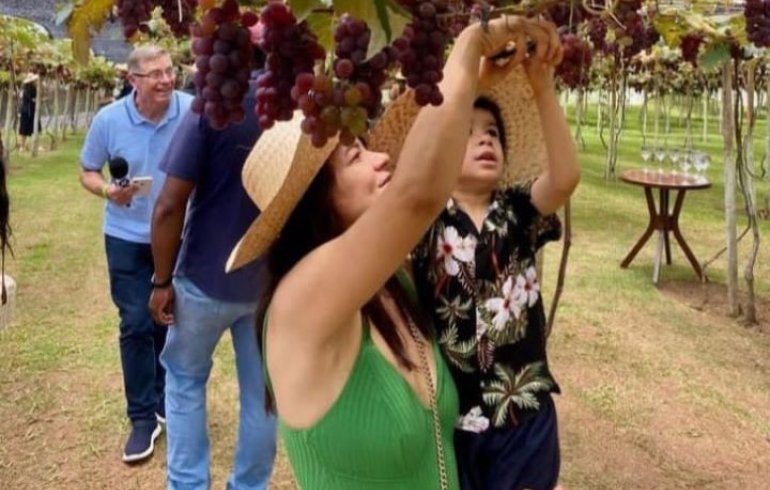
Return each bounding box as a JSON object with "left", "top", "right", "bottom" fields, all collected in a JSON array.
[{"left": 151, "top": 275, "right": 173, "bottom": 289}]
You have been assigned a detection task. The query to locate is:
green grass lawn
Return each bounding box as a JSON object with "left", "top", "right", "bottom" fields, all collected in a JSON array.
[{"left": 0, "top": 104, "right": 768, "bottom": 489}]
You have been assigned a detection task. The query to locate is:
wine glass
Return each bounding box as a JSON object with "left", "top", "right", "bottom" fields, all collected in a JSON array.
[
  {"left": 669, "top": 148, "right": 681, "bottom": 165},
  {"left": 679, "top": 149, "right": 692, "bottom": 180},
  {"left": 669, "top": 148, "right": 681, "bottom": 176},
  {"left": 654, "top": 147, "right": 667, "bottom": 175},
  {"left": 693, "top": 152, "right": 711, "bottom": 180},
  {"left": 641, "top": 144, "right": 652, "bottom": 174}
]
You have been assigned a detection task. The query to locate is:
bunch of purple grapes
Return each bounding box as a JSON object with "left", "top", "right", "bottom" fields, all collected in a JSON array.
[
  {"left": 332, "top": 16, "right": 398, "bottom": 118},
  {"left": 589, "top": 0, "right": 656, "bottom": 60},
  {"left": 159, "top": 0, "right": 198, "bottom": 38},
  {"left": 254, "top": 1, "right": 326, "bottom": 130},
  {"left": 293, "top": 73, "right": 371, "bottom": 147},
  {"left": 745, "top": 0, "right": 770, "bottom": 48},
  {"left": 444, "top": 0, "right": 495, "bottom": 37},
  {"left": 587, "top": 16, "right": 607, "bottom": 51},
  {"left": 680, "top": 33, "right": 705, "bottom": 65},
  {"left": 290, "top": 15, "right": 399, "bottom": 147},
  {"left": 555, "top": 33, "right": 593, "bottom": 89},
  {"left": 395, "top": 0, "right": 451, "bottom": 106},
  {"left": 190, "top": 0, "right": 257, "bottom": 130},
  {"left": 546, "top": 1, "right": 585, "bottom": 33},
  {"left": 116, "top": 0, "right": 154, "bottom": 38},
  {"left": 620, "top": 14, "right": 651, "bottom": 58}
]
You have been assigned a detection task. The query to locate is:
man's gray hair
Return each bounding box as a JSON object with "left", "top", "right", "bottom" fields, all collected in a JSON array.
[{"left": 127, "top": 45, "right": 170, "bottom": 73}]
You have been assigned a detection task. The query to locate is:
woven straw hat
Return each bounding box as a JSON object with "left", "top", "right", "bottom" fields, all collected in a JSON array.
[
  {"left": 226, "top": 117, "right": 339, "bottom": 271},
  {"left": 369, "top": 64, "right": 547, "bottom": 186},
  {"left": 22, "top": 73, "right": 39, "bottom": 84}
]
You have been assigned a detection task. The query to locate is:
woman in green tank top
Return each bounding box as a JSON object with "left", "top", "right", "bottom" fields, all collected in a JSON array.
[{"left": 226, "top": 15, "right": 562, "bottom": 490}]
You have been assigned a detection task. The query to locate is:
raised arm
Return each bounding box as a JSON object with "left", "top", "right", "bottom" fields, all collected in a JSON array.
[
  {"left": 270, "top": 18, "right": 560, "bottom": 342},
  {"left": 526, "top": 24, "right": 580, "bottom": 215}
]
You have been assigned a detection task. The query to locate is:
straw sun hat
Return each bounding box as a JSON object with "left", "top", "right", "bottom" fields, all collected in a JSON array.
[
  {"left": 226, "top": 64, "right": 547, "bottom": 272},
  {"left": 369, "top": 64, "right": 547, "bottom": 187},
  {"left": 23, "top": 73, "right": 39, "bottom": 84},
  {"left": 226, "top": 118, "right": 340, "bottom": 271}
]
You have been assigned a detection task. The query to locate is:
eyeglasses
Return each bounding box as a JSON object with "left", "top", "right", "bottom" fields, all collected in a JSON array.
[{"left": 131, "top": 67, "right": 178, "bottom": 81}]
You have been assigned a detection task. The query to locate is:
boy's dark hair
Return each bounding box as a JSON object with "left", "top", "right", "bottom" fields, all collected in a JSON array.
[{"left": 474, "top": 96, "right": 507, "bottom": 155}]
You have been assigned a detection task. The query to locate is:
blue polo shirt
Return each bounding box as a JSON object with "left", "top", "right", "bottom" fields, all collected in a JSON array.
[
  {"left": 158, "top": 81, "right": 264, "bottom": 303},
  {"left": 81, "top": 90, "right": 193, "bottom": 244}
]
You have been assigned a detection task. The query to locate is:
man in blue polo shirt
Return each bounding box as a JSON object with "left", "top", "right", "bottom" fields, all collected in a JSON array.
[
  {"left": 79, "top": 45, "right": 193, "bottom": 464},
  {"left": 148, "top": 49, "right": 276, "bottom": 490}
]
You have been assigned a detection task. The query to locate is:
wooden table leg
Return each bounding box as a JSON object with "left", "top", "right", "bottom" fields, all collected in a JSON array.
[
  {"left": 669, "top": 190, "right": 705, "bottom": 280},
  {"left": 621, "top": 186, "right": 658, "bottom": 268},
  {"left": 660, "top": 188, "right": 673, "bottom": 265},
  {"left": 653, "top": 231, "right": 664, "bottom": 284}
]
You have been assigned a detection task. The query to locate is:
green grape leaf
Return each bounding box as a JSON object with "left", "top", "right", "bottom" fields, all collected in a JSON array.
[
  {"left": 700, "top": 42, "right": 730, "bottom": 71},
  {"left": 66, "top": 0, "right": 114, "bottom": 64},
  {"left": 289, "top": 0, "right": 328, "bottom": 21},
  {"left": 689, "top": 0, "right": 719, "bottom": 15},
  {"left": 367, "top": 1, "right": 410, "bottom": 60},
  {"left": 1, "top": 16, "right": 48, "bottom": 49},
  {"left": 727, "top": 15, "right": 748, "bottom": 46},
  {"left": 651, "top": 15, "right": 688, "bottom": 48},
  {"left": 53, "top": 2, "right": 75, "bottom": 26},
  {"left": 306, "top": 12, "right": 335, "bottom": 58}
]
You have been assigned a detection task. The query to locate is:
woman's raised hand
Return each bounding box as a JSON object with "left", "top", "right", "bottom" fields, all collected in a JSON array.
[
  {"left": 473, "top": 16, "right": 562, "bottom": 92},
  {"left": 521, "top": 19, "right": 564, "bottom": 97}
]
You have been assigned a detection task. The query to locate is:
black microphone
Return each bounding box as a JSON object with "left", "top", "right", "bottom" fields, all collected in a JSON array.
[
  {"left": 108, "top": 157, "right": 130, "bottom": 188},
  {"left": 107, "top": 157, "right": 131, "bottom": 207}
]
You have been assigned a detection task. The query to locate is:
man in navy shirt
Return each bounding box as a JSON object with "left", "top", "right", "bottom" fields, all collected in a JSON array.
[
  {"left": 149, "top": 55, "right": 276, "bottom": 489},
  {"left": 80, "top": 45, "right": 193, "bottom": 464}
]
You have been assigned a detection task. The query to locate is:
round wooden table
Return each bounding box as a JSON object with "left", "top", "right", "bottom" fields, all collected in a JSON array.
[{"left": 619, "top": 169, "right": 711, "bottom": 284}]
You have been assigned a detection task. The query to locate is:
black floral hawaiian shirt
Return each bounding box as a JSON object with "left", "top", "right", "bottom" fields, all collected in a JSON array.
[{"left": 412, "top": 181, "right": 562, "bottom": 432}]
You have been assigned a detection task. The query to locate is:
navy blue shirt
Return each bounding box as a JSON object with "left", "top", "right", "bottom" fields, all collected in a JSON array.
[{"left": 159, "top": 82, "right": 264, "bottom": 303}]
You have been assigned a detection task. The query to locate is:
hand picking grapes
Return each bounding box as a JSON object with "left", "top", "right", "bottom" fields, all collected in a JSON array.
[{"left": 476, "top": 17, "right": 563, "bottom": 94}]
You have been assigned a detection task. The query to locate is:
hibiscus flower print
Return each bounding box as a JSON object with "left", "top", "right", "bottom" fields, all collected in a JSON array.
[
  {"left": 513, "top": 266, "right": 540, "bottom": 308},
  {"left": 457, "top": 406, "right": 490, "bottom": 433},
  {"left": 483, "top": 276, "right": 524, "bottom": 331},
  {"left": 435, "top": 226, "right": 476, "bottom": 276}
]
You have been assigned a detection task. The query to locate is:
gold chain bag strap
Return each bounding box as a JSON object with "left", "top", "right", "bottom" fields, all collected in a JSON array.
[
  {"left": 396, "top": 268, "right": 449, "bottom": 490},
  {"left": 407, "top": 321, "right": 449, "bottom": 490}
]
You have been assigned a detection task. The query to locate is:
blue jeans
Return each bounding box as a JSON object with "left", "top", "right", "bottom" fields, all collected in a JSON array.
[
  {"left": 160, "top": 276, "right": 277, "bottom": 490},
  {"left": 105, "top": 234, "right": 166, "bottom": 427}
]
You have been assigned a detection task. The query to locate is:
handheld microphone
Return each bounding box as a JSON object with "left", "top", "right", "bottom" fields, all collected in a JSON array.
[
  {"left": 107, "top": 157, "right": 131, "bottom": 207},
  {"left": 108, "top": 157, "right": 130, "bottom": 188}
]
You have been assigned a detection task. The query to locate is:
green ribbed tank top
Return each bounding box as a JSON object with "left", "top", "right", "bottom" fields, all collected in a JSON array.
[{"left": 264, "top": 273, "right": 461, "bottom": 490}]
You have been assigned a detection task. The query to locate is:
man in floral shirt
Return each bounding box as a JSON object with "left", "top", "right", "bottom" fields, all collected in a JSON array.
[{"left": 412, "top": 58, "right": 579, "bottom": 490}]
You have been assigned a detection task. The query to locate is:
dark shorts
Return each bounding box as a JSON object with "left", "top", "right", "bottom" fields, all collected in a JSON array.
[{"left": 455, "top": 396, "right": 560, "bottom": 490}]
